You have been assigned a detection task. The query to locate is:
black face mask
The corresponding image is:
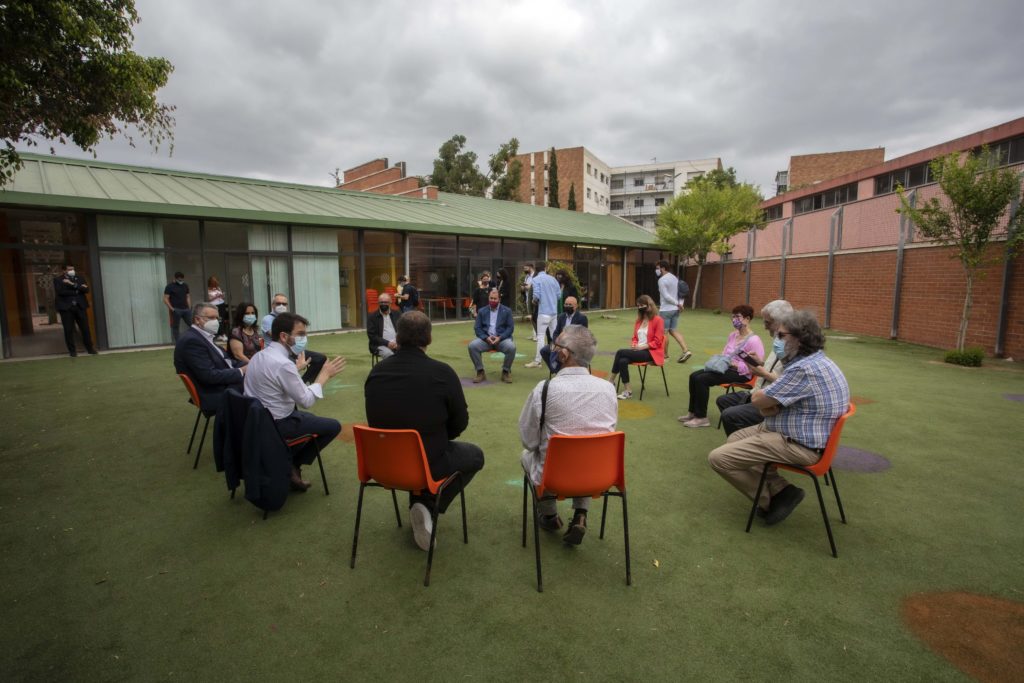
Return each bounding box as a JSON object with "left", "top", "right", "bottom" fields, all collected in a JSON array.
[
  {"left": 564, "top": 307, "right": 575, "bottom": 315},
  {"left": 379, "top": 304, "right": 390, "bottom": 313}
]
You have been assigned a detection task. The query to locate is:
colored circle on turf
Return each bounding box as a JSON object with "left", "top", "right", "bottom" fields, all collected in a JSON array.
[{"left": 833, "top": 446, "right": 890, "bottom": 473}]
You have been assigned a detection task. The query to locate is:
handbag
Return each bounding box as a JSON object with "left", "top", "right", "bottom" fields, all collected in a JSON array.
[{"left": 705, "top": 333, "right": 753, "bottom": 374}]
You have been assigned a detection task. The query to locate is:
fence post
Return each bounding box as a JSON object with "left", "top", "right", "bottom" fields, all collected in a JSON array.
[
  {"left": 890, "top": 190, "right": 915, "bottom": 339},
  {"left": 779, "top": 218, "right": 792, "bottom": 299},
  {"left": 824, "top": 207, "right": 843, "bottom": 329},
  {"left": 995, "top": 197, "right": 1021, "bottom": 357}
]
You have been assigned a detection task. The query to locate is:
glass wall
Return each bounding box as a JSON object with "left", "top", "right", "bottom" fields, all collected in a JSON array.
[
  {"left": 501, "top": 238, "right": 543, "bottom": 315},
  {"left": 292, "top": 227, "right": 341, "bottom": 332},
  {"left": 337, "top": 229, "right": 360, "bottom": 328},
  {"left": 409, "top": 234, "right": 457, "bottom": 320},
  {"left": 364, "top": 231, "right": 403, "bottom": 319},
  {"left": 459, "top": 236, "right": 500, "bottom": 315}
]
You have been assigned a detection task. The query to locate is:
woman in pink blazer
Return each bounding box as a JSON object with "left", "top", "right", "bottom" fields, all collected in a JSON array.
[{"left": 609, "top": 295, "right": 665, "bottom": 400}]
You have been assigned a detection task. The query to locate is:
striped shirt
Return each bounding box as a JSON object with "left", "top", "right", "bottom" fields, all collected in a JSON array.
[{"left": 764, "top": 350, "right": 849, "bottom": 449}]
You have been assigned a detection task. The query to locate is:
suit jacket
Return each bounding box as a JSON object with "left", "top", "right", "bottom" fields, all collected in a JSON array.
[
  {"left": 473, "top": 304, "right": 514, "bottom": 341},
  {"left": 174, "top": 326, "right": 244, "bottom": 413},
  {"left": 54, "top": 274, "right": 89, "bottom": 311},
  {"left": 364, "top": 348, "right": 468, "bottom": 474},
  {"left": 213, "top": 389, "right": 291, "bottom": 512},
  {"left": 552, "top": 310, "right": 589, "bottom": 341},
  {"left": 366, "top": 309, "right": 402, "bottom": 354},
  {"left": 631, "top": 315, "right": 666, "bottom": 365}
]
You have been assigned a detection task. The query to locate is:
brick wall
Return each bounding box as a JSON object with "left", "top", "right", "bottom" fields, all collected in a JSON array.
[
  {"left": 513, "top": 147, "right": 585, "bottom": 211},
  {"left": 343, "top": 159, "right": 387, "bottom": 182}
]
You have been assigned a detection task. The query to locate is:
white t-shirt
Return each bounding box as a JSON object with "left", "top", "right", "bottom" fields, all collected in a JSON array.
[
  {"left": 637, "top": 321, "right": 649, "bottom": 347},
  {"left": 657, "top": 273, "right": 679, "bottom": 312}
]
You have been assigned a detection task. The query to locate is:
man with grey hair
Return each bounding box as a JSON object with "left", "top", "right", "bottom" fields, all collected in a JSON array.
[
  {"left": 519, "top": 325, "right": 617, "bottom": 545},
  {"left": 714, "top": 299, "right": 794, "bottom": 435},
  {"left": 708, "top": 310, "right": 849, "bottom": 526},
  {"left": 173, "top": 302, "right": 245, "bottom": 413}
]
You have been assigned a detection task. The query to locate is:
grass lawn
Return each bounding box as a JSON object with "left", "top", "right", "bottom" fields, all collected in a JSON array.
[{"left": 1, "top": 309, "right": 1021, "bottom": 681}]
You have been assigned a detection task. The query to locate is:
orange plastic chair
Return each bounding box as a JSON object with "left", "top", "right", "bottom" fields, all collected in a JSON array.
[
  {"left": 745, "top": 403, "right": 856, "bottom": 557},
  {"left": 366, "top": 288, "right": 379, "bottom": 312},
  {"left": 350, "top": 426, "right": 469, "bottom": 587},
  {"left": 615, "top": 360, "right": 669, "bottom": 400},
  {"left": 521, "top": 432, "right": 630, "bottom": 592},
  {"left": 179, "top": 373, "right": 215, "bottom": 470},
  {"left": 383, "top": 286, "right": 397, "bottom": 297},
  {"left": 716, "top": 380, "right": 756, "bottom": 428}
]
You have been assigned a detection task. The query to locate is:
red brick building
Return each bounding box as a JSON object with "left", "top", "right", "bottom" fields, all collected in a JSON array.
[{"left": 338, "top": 158, "right": 438, "bottom": 199}]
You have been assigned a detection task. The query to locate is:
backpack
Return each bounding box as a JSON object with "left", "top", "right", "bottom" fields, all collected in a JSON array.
[{"left": 677, "top": 278, "right": 690, "bottom": 301}]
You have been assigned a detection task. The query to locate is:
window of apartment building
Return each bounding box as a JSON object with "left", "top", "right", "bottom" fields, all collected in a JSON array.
[
  {"left": 972, "top": 134, "right": 1024, "bottom": 166},
  {"left": 599, "top": 173, "right": 605, "bottom": 183},
  {"left": 764, "top": 204, "right": 784, "bottom": 221},
  {"left": 875, "top": 162, "right": 931, "bottom": 195},
  {"left": 610, "top": 200, "right": 623, "bottom": 210},
  {"left": 587, "top": 163, "right": 592, "bottom": 175},
  {"left": 611, "top": 179, "right": 623, "bottom": 190},
  {"left": 586, "top": 188, "right": 592, "bottom": 199},
  {"left": 633, "top": 178, "right": 644, "bottom": 187},
  {"left": 654, "top": 197, "right": 665, "bottom": 207},
  {"left": 793, "top": 182, "right": 858, "bottom": 214},
  {"left": 634, "top": 198, "right": 645, "bottom": 208},
  {"left": 530, "top": 187, "right": 535, "bottom": 195}
]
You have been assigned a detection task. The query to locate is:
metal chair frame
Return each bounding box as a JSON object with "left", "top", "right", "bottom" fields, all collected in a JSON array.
[{"left": 616, "top": 361, "right": 669, "bottom": 400}]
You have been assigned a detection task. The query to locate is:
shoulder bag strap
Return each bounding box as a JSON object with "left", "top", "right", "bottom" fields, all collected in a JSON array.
[{"left": 539, "top": 379, "right": 551, "bottom": 432}]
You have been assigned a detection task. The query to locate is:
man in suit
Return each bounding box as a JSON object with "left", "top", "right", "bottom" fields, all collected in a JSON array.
[
  {"left": 540, "top": 295, "right": 588, "bottom": 373},
  {"left": 174, "top": 302, "right": 245, "bottom": 413},
  {"left": 367, "top": 292, "right": 402, "bottom": 359},
  {"left": 365, "top": 311, "right": 485, "bottom": 551},
  {"left": 53, "top": 263, "right": 97, "bottom": 356},
  {"left": 468, "top": 289, "right": 516, "bottom": 384}
]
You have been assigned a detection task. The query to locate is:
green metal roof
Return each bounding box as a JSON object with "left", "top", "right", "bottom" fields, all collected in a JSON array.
[{"left": 1, "top": 153, "right": 657, "bottom": 247}]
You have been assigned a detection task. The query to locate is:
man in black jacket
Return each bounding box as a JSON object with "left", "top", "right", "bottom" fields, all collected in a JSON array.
[
  {"left": 364, "top": 311, "right": 485, "bottom": 551},
  {"left": 366, "top": 292, "right": 402, "bottom": 358},
  {"left": 540, "top": 296, "right": 588, "bottom": 373},
  {"left": 174, "top": 303, "right": 246, "bottom": 413},
  {"left": 396, "top": 275, "right": 419, "bottom": 314},
  {"left": 53, "top": 263, "right": 97, "bottom": 356}
]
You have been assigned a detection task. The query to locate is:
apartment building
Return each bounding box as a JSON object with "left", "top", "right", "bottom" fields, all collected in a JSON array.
[
  {"left": 608, "top": 158, "right": 723, "bottom": 231},
  {"left": 513, "top": 146, "right": 612, "bottom": 214}
]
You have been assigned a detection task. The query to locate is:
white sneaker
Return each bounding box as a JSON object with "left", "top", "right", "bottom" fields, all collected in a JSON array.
[
  {"left": 410, "top": 503, "right": 434, "bottom": 551},
  {"left": 617, "top": 390, "right": 633, "bottom": 400},
  {"left": 524, "top": 360, "right": 542, "bottom": 368}
]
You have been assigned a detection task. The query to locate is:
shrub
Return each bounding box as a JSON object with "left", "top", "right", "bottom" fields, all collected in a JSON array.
[{"left": 944, "top": 347, "right": 984, "bottom": 367}]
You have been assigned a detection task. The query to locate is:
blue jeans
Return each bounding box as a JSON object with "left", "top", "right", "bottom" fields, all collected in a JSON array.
[
  {"left": 170, "top": 308, "right": 192, "bottom": 342},
  {"left": 468, "top": 337, "right": 516, "bottom": 373}
]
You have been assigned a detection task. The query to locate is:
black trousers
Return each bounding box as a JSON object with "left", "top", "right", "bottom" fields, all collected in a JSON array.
[
  {"left": 720, "top": 401, "right": 765, "bottom": 436},
  {"left": 274, "top": 410, "right": 342, "bottom": 466},
  {"left": 611, "top": 348, "right": 653, "bottom": 384},
  {"left": 687, "top": 368, "right": 748, "bottom": 418},
  {"left": 59, "top": 306, "right": 94, "bottom": 353},
  {"left": 411, "top": 440, "right": 485, "bottom": 514},
  {"left": 299, "top": 349, "right": 327, "bottom": 384}
]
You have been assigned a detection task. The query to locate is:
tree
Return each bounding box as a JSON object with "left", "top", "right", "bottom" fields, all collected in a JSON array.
[
  {"left": 547, "top": 147, "right": 560, "bottom": 208},
  {"left": 897, "top": 148, "right": 1023, "bottom": 352},
  {"left": 488, "top": 137, "right": 522, "bottom": 201},
  {"left": 567, "top": 183, "right": 577, "bottom": 211},
  {"left": 655, "top": 178, "right": 764, "bottom": 308},
  {"left": 698, "top": 166, "right": 739, "bottom": 190},
  {"left": 1, "top": 0, "right": 175, "bottom": 186},
  {"left": 429, "top": 134, "right": 487, "bottom": 196}
]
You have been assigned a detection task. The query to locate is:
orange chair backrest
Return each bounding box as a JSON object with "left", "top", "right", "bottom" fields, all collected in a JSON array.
[
  {"left": 178, "top": 373, "right": 201, "bottom": 408},
  {"left": 352, "top": 425, "right": 437, "bottom": 494},
  {"left": 538, "top": 432, "right": 626, "bottom": 500},
  {"left": 366, "top": 289, "right": 379, "bottom": 310},
  {"left": 806, "top": 402, "right": 856, "bottom": 476},
  {"left": 384, "top": 286, "right": 397, "bottom": 296}
]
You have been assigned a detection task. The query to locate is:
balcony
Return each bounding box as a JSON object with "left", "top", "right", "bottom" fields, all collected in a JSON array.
[{"left": 610, "top": 182, "right": 674, "bottom": 195}]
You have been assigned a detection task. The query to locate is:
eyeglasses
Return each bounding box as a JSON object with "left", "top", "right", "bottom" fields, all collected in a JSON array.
[
  {"left": 273, "top": 302, "right": 288, "bottom": 307},
  {"left": 553, "top": 341, "right": 574, "bottom": 355}
]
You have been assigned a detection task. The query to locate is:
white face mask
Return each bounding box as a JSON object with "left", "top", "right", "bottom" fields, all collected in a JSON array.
[
  {"left": 66, "top": 269, "right": 76, "bottom": 277},
  {"left": 203, "top": 319, "right": 220, "bottom": 334},
  {"left": 274, "top": 304, "right": 287, "bottom": 314},
  {"left": 655, "top": 268, "right": 662, "bottom": 277}
]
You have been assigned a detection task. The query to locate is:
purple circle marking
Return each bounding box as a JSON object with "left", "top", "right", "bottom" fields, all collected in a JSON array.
[
  {"left": 460, "top": 377, "right": 493, "bottom": 388},
  {"left": 1003, "top": 394, "right": 1024, "bottom": 403},
  {"left": 833, "top": 446, "right": 891, "bottom": 473}
]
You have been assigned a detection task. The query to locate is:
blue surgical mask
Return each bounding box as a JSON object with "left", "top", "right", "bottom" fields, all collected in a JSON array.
[
  {"left": 772, "top": 336, "right": 786, "bottom": 357},
  {"left": 243, "top": 314, "right": 257, "bottom": 326},
  {"left": 290, "top": 335, "right": 308, "bottom": 355}
]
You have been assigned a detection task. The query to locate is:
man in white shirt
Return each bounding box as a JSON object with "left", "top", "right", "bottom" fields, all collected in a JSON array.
[
  {"left": 525, "top": 262, "right": 561, "bottom": 368},
  {"left": 244, "top": 312, "right": 346, "bottom": 491},
  {"left": 656, "top": 260, "right": 692, "bottom": 363},
  {"left": 519, "top": 325, "right": 617, "bottom": 545},
  {"left": 260, "top": 292, "right": 326, "bottom": 384}
]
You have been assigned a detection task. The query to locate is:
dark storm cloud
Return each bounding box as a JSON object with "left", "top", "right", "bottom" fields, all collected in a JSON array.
[{"left": 27, "top": 0, "right": 1024, "bottom": 194}]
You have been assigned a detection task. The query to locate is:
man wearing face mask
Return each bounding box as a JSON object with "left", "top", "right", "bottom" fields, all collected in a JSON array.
[
  {"left": 708, "top": 310, "right": 849, "bottom": 526},
  {"left": 715, "top": 300, "right": 794, "bottom": 435},
  {"left": 367, "top": 293, "right": 402, "bottom": 359},
  {"left": 244, "top": 312, "right": 346, "bottom": 491},
  {"left": 54, "top": 263, "right": 97, "bottom": 356},
  {"left": 261, "top": 293, "right": 326, "bottom": 384},
  {"left": 468, "top": 289, "right": 516, "bottom": 383},
  {"left": 655, "top": 260, "right": 692, "bottom": 363},
  {"left": 174, "top": 303, "right": 246, "bottom": 413},
  {"left": 540, "top": 295, "right": 588, "bottom": 373},
  {"left": 164, "top": 271, "right": 192, "bottom": 343}
]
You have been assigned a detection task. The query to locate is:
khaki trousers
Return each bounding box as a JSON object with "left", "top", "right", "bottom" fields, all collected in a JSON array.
[{"left": 708, "top": 423, "right": 823, "bottom": 510}]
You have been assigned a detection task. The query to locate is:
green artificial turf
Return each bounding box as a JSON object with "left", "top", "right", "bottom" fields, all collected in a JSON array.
[{"left": 1, "top": 310, "right": 1021, "bottom": 681}]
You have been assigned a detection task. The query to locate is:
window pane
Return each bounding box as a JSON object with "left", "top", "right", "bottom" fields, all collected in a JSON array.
[
  {"left": 409, "top": 234, "right": 457, "bottom": 319},
  {"left": 102, "top": 251, "right": 170, "bottom": 347},
  {"left": 162, "top": 220, "right": 200, "bottom": 249},
  {"left": 203, "top": 221, "right": 249, "bottom": 250},
  {"left": 364, "top": 230, "right": 401, "bottom": 254},
  {"left": 3, "top": 210, "right": 87, "bottom": 246},
  {"left": 294, "top": 255, "right": 341, "bottom": 331}
]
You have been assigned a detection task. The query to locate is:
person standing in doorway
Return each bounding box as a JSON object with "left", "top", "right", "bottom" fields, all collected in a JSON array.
[
  {"left": 656, "top": 260, "right": 692, "bottom": 363},
  {"left": 164, "top": 271, "right": 192, "bottom": 343},
  {"left": 54, "top": 263, "right": 97, "bottom": 356}
]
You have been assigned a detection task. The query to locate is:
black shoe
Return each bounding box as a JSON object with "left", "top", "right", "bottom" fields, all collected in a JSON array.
[
  {"left": 537, "top": 513, "right": 563, "bottom": 532},
  {"left": 563, "top": 514, "right": 587, "bottom": 545},
  {"left": 69, "top": 350, "right": 77, "bottom": 357},
  {"left": 765, "top": 485, "right": 806, "bottom": 526},
  {"left": 87, "top": 348, "right": 99, "bottom": 355}
]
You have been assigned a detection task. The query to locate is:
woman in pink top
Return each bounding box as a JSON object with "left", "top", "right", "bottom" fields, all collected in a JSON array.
[{"left": 680, "top": 304, "right": 765, "bottom": 428}]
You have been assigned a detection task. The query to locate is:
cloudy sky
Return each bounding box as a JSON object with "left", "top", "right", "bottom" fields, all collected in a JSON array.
[{"left": 31, "top": 0, "right": 1024, "bottom": 194}]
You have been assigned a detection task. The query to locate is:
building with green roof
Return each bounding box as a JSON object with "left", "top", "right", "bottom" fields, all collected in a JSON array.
[{"left": 0, "top": 154, "right": 668, "bottom": 358}]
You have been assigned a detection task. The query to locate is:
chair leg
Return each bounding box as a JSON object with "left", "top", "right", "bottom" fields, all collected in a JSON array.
[
  {"left": 424, "top": 491, "right": 442, "bottom": 587},
  {"left": 660, "top": 365, "right": 669, "bottom": 397},
  {"left": 637, "top": 364, "right": 647, "bottom": 401},
  {"left": 187, "top": 409, "right": 201, "bottom": 454},
  {"left": 828, "top": 468, "right": 847, "bottom": 524},
  {"left": 521, "top": 475, "right": 528, "bottom": 548},
  {"left": 313, "top": 442, "right": 329, "bottom": 496},
  {"left": 621, "top": 490, "right": 632, "bottom": 586},
  {"left": 531, "top": 486, "right": 543, "bottom": 593},
  {"left": 391, "top": 489, "right": 402, "bottom": 528},
  {"left": 811, "top": 475, "right": 838, "bottom": 558},
  {"left": 350, "top": 483, "right": 366, "bottom": 569},
  {"left": 746, "top": 464, "right": 771, "bottom": 532},
  {"left": 600, "top": 492, "right": 609, "bottom": 539},
  {"left": 193, "top": 415, "right": 211, "bottom": 470}
]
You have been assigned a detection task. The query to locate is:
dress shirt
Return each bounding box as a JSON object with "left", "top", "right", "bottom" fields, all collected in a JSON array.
[
  {"left": 518, "top": 367, "right": 618, "bottom": 485},
  {"left": 261, "top": 313, "right": 277, "bottom": 342},
  {"left": 244, "top": 341, "right": 323, "bottom": 420},
  {"left": 764, "top": 350, "right": 850, "bottom": 449},
  {"left": 382, "top": 314, "right": 396, "bottom": 343},
  {"left": 487, "top": 308, "right": 498, "bottom": 336},
  {"left": 657, "top": 273, "right": 679, "bottom": 311},
  {"left": 193, "top": 325, "right": 235, "bottom": 369},
  {"left": 531, "top": 271, "right": 561, "bottom": 316}
]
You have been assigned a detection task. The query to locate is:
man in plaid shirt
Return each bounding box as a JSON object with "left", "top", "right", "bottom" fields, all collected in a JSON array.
[{"left": 708, "top": 311, "right": 849, "bottom": 525}]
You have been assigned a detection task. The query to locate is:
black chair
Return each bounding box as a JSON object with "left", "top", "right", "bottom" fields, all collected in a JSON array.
[{"left": 615, "top": 361, "right": 669, "bottom": 400}]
